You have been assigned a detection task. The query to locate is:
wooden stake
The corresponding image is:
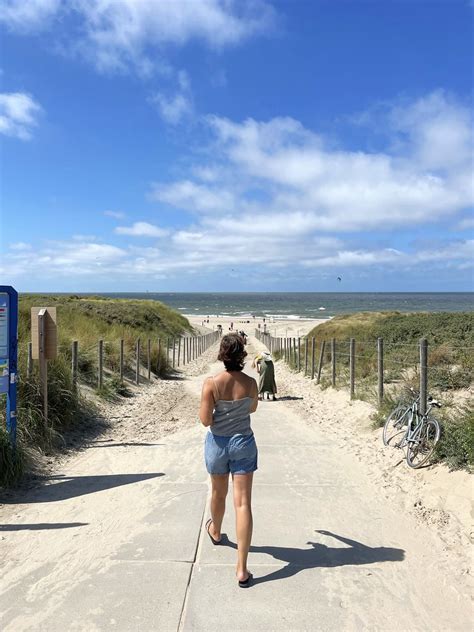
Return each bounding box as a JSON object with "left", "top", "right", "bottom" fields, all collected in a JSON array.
[
  {"left": 98, "top": 339, "right": 104, "bottom": 390},
  {"left": 119, "top": 339, "right": 124, "bottom": 383},
  {"left": 349, "top": 338, "right": 355, "bottom": 399},
  {"left": 147, "top": 338, "right": 151, "bottom": 380},
  {"left": 420, "top": 338, "right": 428, "bottom": 416},
  {"left": 136, "top": 338, "right": 140, "bottom": 385},
  {"left": 377, "top": 338, "right": 384, "bottom": 405},
  {"left": 38, "top": 310, "right": 48, "bottom": 424},
  {"left": 72, "top": 340, "right": 78, "bottom": 388}
]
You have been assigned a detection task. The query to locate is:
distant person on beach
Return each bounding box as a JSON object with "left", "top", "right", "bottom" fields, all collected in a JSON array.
[
  {"left": 253, "top": 351, "right": 277, "bottom": 401},
  {"left": 199, "top": 334, "right": 258, "bottom": 587}
]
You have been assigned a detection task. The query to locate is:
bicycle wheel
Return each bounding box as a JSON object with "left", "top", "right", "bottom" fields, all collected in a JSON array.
[
  {"left": 383, "top": 405, "right": 409, "bottom": 447},
  {"left": 406, "top": 417, "right": 440, "bottom": 469}
]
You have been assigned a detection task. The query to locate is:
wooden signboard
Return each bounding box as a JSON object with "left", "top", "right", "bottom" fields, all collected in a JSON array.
[{"left": 31, "top": 307, "right": 57, "bottom": 360}]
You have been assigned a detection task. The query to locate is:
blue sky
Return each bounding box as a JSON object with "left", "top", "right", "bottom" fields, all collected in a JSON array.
[{"left": 0, "top": 0, "right": 472, "bottom": 292}]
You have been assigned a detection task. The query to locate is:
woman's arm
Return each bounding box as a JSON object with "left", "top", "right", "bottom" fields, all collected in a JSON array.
[
  {"left": 199, "top": 378, "right": 215, "bottom": 427},
  {"left": 249, "top": 378, "right": 259, "bottom": 413}
]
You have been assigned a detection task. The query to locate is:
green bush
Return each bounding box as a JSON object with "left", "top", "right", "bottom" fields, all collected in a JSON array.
[
  {"left": 0, "top": 425, "right": 24, "bottom": 487},
  {"left": 434, "top": 401, "right": 474, "bottom": 471}
]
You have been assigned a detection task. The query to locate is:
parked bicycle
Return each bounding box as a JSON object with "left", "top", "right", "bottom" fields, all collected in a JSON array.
[{"left": 383, "top": 388, "right": 441, "bottom": 468}]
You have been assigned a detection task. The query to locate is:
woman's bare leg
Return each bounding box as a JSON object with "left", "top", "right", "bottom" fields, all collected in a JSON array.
[
  {"left": 209, "top": 473, "right": 229, "bottom": 541},
  {"left": 232, "top": 472, "right": 254, "bottom": 580}
]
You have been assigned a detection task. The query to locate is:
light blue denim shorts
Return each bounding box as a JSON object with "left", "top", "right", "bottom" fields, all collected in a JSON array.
[{"left": 205, "top": 432, "right": 258, "bottom": 475}]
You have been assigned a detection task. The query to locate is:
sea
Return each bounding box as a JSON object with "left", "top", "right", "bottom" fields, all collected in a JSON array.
[{"left": 99, "top": 292, "right": 473, "bottom": 320}]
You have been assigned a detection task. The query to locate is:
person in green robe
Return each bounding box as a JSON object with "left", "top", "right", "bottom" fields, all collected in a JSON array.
[{"left": 253, "top": 351, "right": 277, "bottom": 400}]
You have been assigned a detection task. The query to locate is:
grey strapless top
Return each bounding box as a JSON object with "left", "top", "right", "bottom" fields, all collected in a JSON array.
[{"left": 211, "top": 397, "right": 252, "bottom": 436}]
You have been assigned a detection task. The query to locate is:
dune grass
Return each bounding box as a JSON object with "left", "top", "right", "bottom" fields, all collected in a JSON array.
[{"left": 0, "top": 295, "right": 194, "bottom": 487}]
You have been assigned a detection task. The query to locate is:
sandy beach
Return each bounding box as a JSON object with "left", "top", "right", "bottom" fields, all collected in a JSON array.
[{"left": 186, "top": 314, "right": 328, "bottom": 337}]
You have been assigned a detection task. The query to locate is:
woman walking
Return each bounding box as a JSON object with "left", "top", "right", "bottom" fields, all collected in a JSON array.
[
  {"left": 253, "top": 351, "right": 277, "bottom": 400},
  {"left": 199, "top": 333, "right": 258, "bottom": 587}
]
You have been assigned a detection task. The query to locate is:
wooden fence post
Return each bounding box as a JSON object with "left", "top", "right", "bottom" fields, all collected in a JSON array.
[
  {"left": 147, "top": 338, "right": 151, "bottom": 380},
  {"left": 119, "top": 339, "right": 124, "bottom": 383},
  {"left": 311, "top": 338, "right": 315, "bottom": 380},
  {"left": 177, "top": 337, "right": 181, "bottom": 367},
  {"left": 377, "top": 338, "right": 384, "bottom": 405},
  {"left": 419, "top": 338, "right": 428, "bottom": 415},
  {"left": 38, "top": 310, "right": 48, "bottom": 424},
  {"left": 27, "top": 341, "right": 33, "bottom": 379},
  {"left": 136, "top": 338, "right": 140, "bottom": 385},
  {"left": 316, "top": 340, "right": 325, "bottom": 384},
  {"left": 304, "top": 339, "right": 308, "bottom": 375},
  {"left": 172, "top": 338, "right": 176, "bottom": 368},
  {"left": 157, "top": 338, "right": 161, "bottom": 375},
  {"left": 331, "top": 338, "right": 336, "bottom": 387},
  {"left": 98, "top": 339, "right": 104, "bottom": 390},
  {"left": 349, "top": 338, "right": 355, "bottom": 399},
  {"left": 72, "top": 340, "right": 78, "bottom": 388}
]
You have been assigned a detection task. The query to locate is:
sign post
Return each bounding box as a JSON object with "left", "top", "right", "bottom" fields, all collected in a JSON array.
[
  {"left": 31, "top": 306, "right": 57, "bottom": 425},
  {"left": 0, "top": 286, "right": 18, "bottom": 448}
]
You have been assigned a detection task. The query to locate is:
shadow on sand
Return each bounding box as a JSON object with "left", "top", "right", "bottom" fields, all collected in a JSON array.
[
  {"left": 224, "top": 530, "right": 405, "bottom": 584},
  {"left": 0, "top": 522, "right": 89, "bottom": 531},
  {"left": 87, "top": 441, "right": 164, "bottom": 448},
  {"left": 0, "top": 472, "right": 164, "bottom": 504}
]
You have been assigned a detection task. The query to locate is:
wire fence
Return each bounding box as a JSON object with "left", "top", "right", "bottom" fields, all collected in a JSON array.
[
  {"left": 24, "top": 331, "right": 221, "bottom": 393},
  {"left": 255, "top": 329, "right": 473, "bottom": 410}
]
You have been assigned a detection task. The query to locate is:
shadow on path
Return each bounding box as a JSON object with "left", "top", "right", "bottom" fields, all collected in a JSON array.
[
  {"left": 0, "top": 473, "right": 164, "bottom": 504},
  {"left": 275, "top": 396, "right": 304, "bottom": 401},
  {"left": 87, "top": 442, "right": 164, "bottom": 448},
  {"left": 224, "top": 530, "right": 405, "bottom": 585},
  {"left": 0, "top": 522, "right": 88, "bottom": 531}
]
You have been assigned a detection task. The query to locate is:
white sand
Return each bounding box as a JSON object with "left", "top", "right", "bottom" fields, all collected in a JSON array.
[{"left": 186, "top": 314, "right": 327, "bottom": 338}]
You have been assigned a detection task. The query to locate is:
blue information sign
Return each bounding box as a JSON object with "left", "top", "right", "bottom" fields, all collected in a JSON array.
[
  {"left": 0, "top": 287, "right": 18, "bottom": 447},
  {"left": 0, "top": 292, "right": 10, "bottom": 394}
]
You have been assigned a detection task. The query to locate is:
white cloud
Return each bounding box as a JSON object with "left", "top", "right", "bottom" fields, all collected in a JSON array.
[
  {"left": 150, "top": 69, "right": 194, "bottom": 124},
  {"left": 9, "top": 242, "right": 32, "bottom": 250},
  {"left": 151, "top": 180, "right": 236, "bottom": 213},
  {"left": 115, "top": 221, "right": 169, "bottom": 237},
  {"left": 389, "top": 90, "right": 473, "bottom": 171},
  {"left": 104, "top": 210, "right": 126, "bottom": 219},
  {"left": 0, "top": 92, "right": 42, "bottom": 140},
  {"left": 149, "top": 92, "right": 471, "bottom": 233},
  {"left": 456, "top": 217, "right": 474, "bottom": 231},
  {"left": 201, "top": 103, "right": 473, "bottom": 231},
  {"left": 0, "top": 0, "right": 60, "bottom": 32},
  {"left": 151, "top": 92, "right": 192, "bottom": 125},
  {"left": 6, "top": 235, "right": 473, "bottom": 285},
  {"left": 0, "top": 0, "right": 276, "bottom": 75}
]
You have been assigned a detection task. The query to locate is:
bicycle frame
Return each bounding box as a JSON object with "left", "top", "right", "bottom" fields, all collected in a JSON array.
[
  {"left": 406, "top": 401, "right": 436, "bottom": 447},
  {"left": 394, "top": 397, "right": 420, "bottom": 448}
]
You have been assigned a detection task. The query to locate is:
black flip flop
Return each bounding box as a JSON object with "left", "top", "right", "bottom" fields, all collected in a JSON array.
[
  {"left": 205, "top": 519, "right": 221, "bottom": 545},
  {"left": 238, "top": 573, "right": 253, "bottom": 588}
]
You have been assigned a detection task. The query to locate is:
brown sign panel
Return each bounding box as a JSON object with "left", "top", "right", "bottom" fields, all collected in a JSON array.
[{"left": 31, "top": 307, "right": 57, "bottom": 360}]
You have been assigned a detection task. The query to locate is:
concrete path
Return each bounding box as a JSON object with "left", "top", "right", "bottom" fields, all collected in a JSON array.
[{"left": 0, "top": 343, "right": 471, "bottom": 631}]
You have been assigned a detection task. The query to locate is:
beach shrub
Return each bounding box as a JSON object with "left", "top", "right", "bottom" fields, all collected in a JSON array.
[
  {"left": 434, "top": 401, "right": 474, "bottom": 471},
  {"left": 0, "top": 424, "right": 24, "bottom": 487}
]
